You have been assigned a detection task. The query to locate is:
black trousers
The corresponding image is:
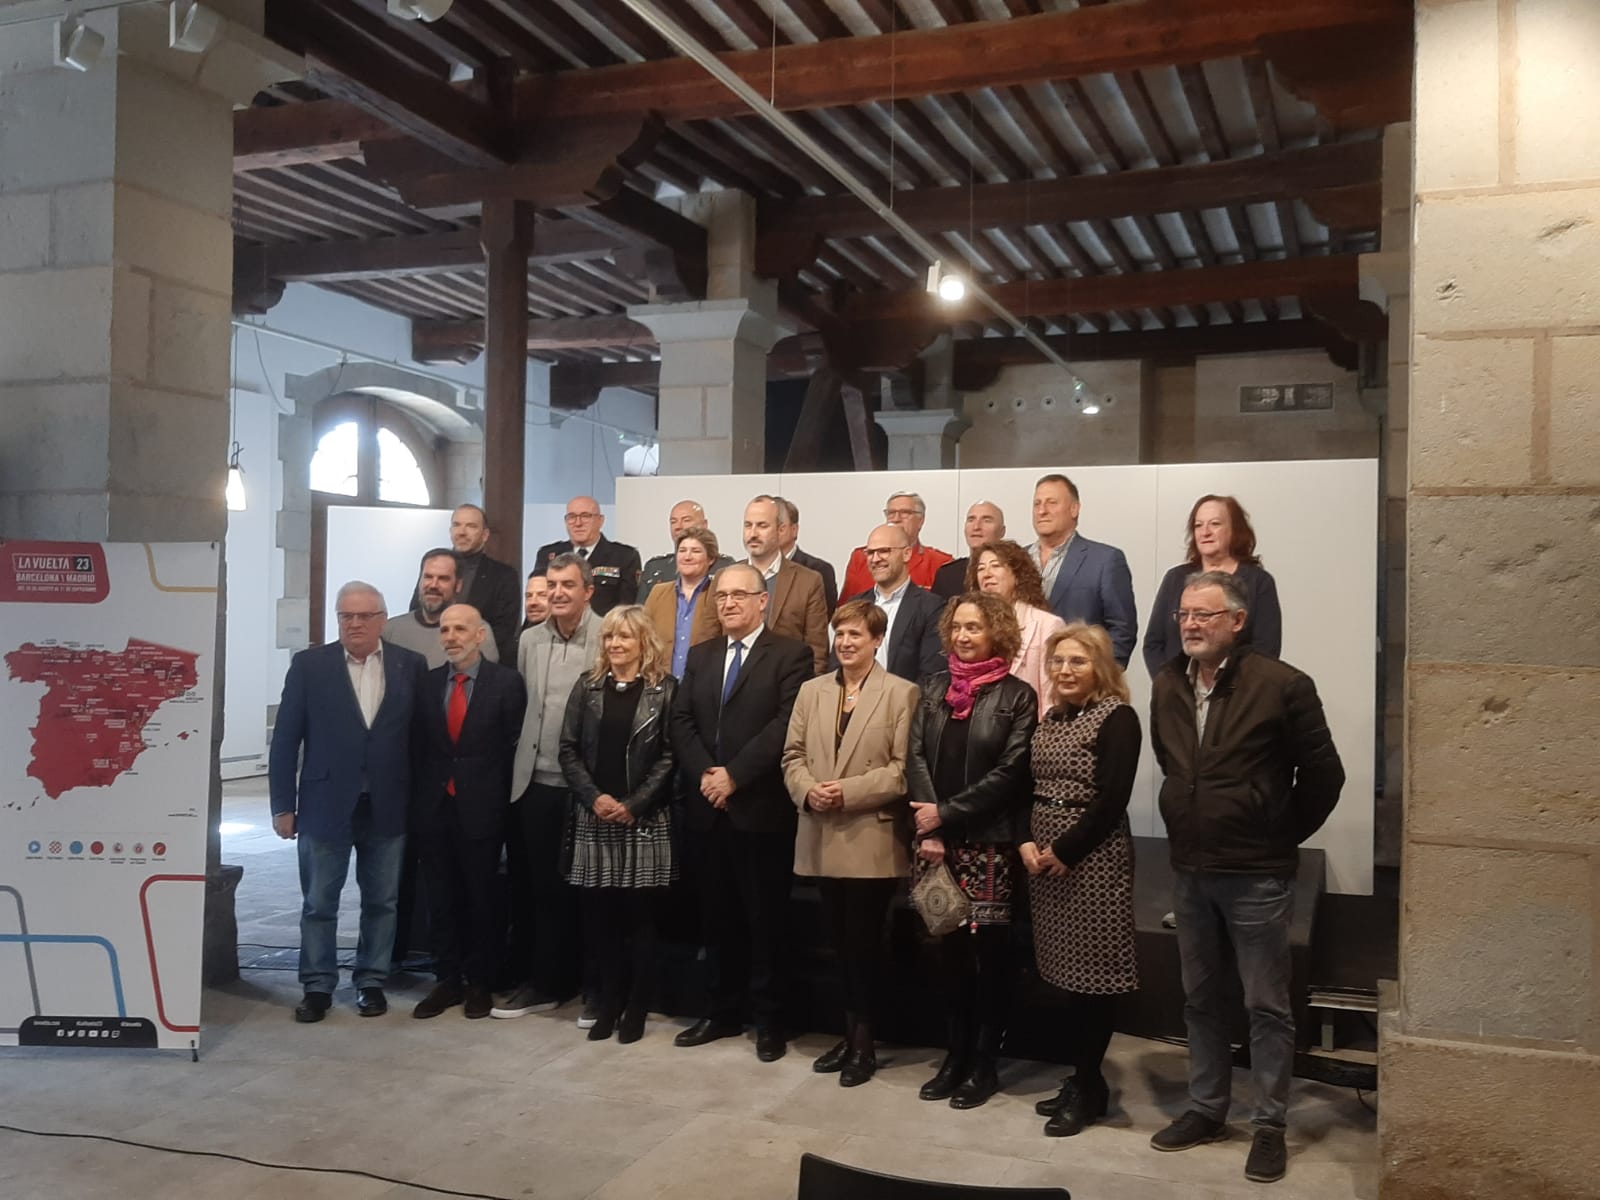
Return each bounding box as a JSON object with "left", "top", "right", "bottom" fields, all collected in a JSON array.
[
  {"left": 1061, "top": 991, "right": 1117, "bottom": 1083},
  {"left": 510, "top": 783, "right": 582, "bottom": 1000},
  {"left": 689, "top": 814, "right": 794, "bottom": 1028},
  {"left": 816, "top": 876, "right": 897, "bottom": 1023},
  {"left": 940, "top": 923, "right": 1013, "bottom": 1052},
  {"left": 581, "top": 888, "right": 664, "bottom": 1017},
  {"left": 418, "top": 811, "right": 503, "bottom": 988}
]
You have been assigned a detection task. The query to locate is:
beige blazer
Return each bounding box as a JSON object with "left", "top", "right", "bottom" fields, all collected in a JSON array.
[{"left": 782, "top": 663, "right": 919, "bottom": 878}]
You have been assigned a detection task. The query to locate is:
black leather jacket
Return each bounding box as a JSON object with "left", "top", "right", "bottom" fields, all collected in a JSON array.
[
  {"left": 558, "top": 674, "right": 677, "bottom": 817},
  {"left": 906, "top": 672, "right": 1038, "bottom": 846}
]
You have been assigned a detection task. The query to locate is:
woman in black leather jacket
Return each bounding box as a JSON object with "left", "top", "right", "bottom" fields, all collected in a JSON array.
[
  {"left": 907, "top": 591, "right": 1038, "bottom": 1109},
  {"left": 558, "top": 604, "right": 677, "bottom": 1043}
]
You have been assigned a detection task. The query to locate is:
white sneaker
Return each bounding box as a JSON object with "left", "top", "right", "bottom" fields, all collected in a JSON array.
[
  {"left": 490, "top": 985, "right": 558, "bottom": 1019},
  {"left": 576, "top": 998, "right": 600, "bottom": 1029}
]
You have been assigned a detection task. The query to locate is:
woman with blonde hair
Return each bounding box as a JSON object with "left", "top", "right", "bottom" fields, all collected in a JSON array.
[
  {"left": 966, "top": 539, "right": 1067, "bottom": 717},
  {"left": 1021, "top": 622, "right": 1141, "bottom": 1137},
  {"left": 558, "top": 604, "right": 678, "bottom": 1043}
]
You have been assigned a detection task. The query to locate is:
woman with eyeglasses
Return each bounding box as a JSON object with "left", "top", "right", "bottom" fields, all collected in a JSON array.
[
  {"left": 643, "top": 524, "right": 722, "bottom": 680},
  {"left": 966, "top": 539, "right": 1066, "bottom": 718},
  {"left": 906, "top": 591, "right": 1038, "bottom": 1110},
  {"left": 1020, "top": 623, "right": 1141, "bottom": 1137},
  {"left": 1142, "top": 494, "right": 1282, "bottom": 677},
  {"left": 558, "top": 605, "right": 678, "bottom": 1043}
]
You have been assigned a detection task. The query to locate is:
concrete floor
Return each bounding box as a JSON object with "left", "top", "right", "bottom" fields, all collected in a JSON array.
[{"left": 0, "top": 780, "right": 1378, "bottom": 1200}]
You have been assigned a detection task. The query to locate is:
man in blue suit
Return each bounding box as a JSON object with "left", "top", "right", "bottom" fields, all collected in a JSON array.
[
  {"left": 269, "top": 580, "right": 428, "bottom": 1023},
  {"left": 1029, "top": 474, "right": 1139, "bottom": 666}
]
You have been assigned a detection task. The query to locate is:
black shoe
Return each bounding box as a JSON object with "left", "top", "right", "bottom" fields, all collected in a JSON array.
[
  {"left": 1043, "top": 1077, "right": 1109, "bottom": 1138},
  {"left": 489, "top": 984, "right": 559, "bottom": 1019},
  {"left": 919, "top": 1051, "right": 969, "bottom": 1101},
  {"left": 1035, "top": 1077, "right": 1075, "bottom": 1118},
  {"left": 813, "top": 1039, "right": 850, "bottom": 1074},
  {"left": 294, "top": 991, "right": 332, "bottom": 1023},
  {"left": 587, "top": 1009, "right": 618, "bottom": 1041},
  {"left": 755, "top": 1027, "right": 787, "bottom": 1062},
  {"left": 950, "top": 1056, "right": 1000, "bottom": 1109},
  {"left": 412, "top": 981, "right": 465, "bottom": 1019},
  {"left": 1150, "top": 1110, "right": 1228, "bottom": 1152},
  {"left": 463, "top": 985, "right": 493, "bottom": 1020},
  {"left": 617, "top": 1007, "right": 646, "bottom": 1044},
  {"left": 839, "top": 1048, "right": 877, "bottom": 1088},
  {"left": 356, "top": 987, "right": 387, "bottom": 1017},
  {"left": 674, "top": 1018, "right": 742, "bottom": 1048},
  {"left": 1244, "top": 1126, "right": 1287, "bottom": 1183}
]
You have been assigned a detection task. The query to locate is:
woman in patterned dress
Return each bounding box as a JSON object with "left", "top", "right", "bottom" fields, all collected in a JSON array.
[
  {"left": 906, "top": 592, "right": 1039, "bottom": 1110},
  {"left": 558, "top": 605, "right": 678, "bottom": 1043},
  {"left": 1021, "top": 622, "right": 1142, "bottom": 1136}
]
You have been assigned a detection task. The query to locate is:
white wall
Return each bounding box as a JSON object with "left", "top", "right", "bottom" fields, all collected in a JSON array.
[{"left": 616, "top": 460, "right": 1378, "bottom": 894}]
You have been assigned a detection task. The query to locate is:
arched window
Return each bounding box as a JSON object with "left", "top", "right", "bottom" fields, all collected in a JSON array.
[
  {"left": 310, "top": 421, "right": 360, "bottom": 497},
  {"left": 310, "top": 394, "right": 440, "bottom": 507}
]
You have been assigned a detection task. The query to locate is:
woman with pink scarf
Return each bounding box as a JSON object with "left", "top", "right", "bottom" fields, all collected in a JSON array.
[{"left": 905, "top": 591, "right": 1039, "bottom": 1111}]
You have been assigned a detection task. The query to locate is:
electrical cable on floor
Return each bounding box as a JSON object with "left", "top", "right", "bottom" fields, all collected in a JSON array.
[{"left": 0, "top": 1123, "right": 516, "bottom": 1200}]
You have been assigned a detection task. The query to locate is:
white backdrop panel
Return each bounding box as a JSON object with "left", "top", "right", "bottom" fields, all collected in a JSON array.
[{"left": 615, "top": 459, "right": 1377, "bottom": 892}]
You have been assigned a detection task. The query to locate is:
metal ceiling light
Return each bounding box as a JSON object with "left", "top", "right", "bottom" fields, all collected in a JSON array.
[
  {"left": 53, "top": 18, "right": 105, "bottom": 70},
  {"left": 926, "top": 261, "right": 966, "bottom": 304},
  {"left": 387, "top": 0, "right": 452, "bottom": 21},
  {"left": 225, "top": 443, "right": 247, "bottom": 511}
]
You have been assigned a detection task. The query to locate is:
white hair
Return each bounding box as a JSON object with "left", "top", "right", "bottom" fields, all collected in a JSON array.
[
  {"left": 335, "top": 580, "right": 386, "bottom": 611},
  {"left": 886, "top": 490, "right": 926, "bottom": 515}
]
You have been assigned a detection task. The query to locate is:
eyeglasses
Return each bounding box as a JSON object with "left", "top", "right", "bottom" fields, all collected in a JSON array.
[
  {"left": 565, "top": 511, "right": 600, "bottom": 522},
  {"left": 714, "top": 590, "right": 763, "bottom": 606},
  {"left": 1048, "top": 656, "right": 1092, "bottom": 670},
  {"left": 1173, "top": 608, "right": 1229, "bottom": 625},
  {"left": 863, "top": 547, "right": 899, "bottom": 559},
  {"left": 336, "top": 610, "right": 385, "bottom": 623},
  {"left": 883, "top": 507, "right": 920, "bottom": 519}
]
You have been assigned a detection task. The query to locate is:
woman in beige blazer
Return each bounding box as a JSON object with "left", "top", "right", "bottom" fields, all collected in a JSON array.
[{"left": 783, "top": 599, "right": 919, "bottom": 1087}]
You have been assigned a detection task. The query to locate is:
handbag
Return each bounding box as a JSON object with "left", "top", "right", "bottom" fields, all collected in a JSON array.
[{"left": 911, "top": 861, "right": 971, "bottom": 936}]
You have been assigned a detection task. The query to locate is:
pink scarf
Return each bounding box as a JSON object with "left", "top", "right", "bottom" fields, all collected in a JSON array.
[{"left": 945, "top": 653, "right": 1012, "bottom": 720}]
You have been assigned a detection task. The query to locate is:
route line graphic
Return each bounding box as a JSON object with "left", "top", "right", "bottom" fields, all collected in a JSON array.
[
  {"left": 0, "top": 884, "right": 42, "bottom": 1035},
  {"left": 0, "top": 933, "right": 125, "bottom": 1017},
  {"left": 139, "top": 873, "right": 205, "bottom": 1033}
]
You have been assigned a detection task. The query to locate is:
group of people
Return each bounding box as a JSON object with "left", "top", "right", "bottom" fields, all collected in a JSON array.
[{"left": 269, "top": 478, "right": 1342, "bottom": 1185}]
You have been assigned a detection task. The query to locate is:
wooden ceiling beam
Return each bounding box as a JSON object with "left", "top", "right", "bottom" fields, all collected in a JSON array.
[
  {"left": 412, "top": 314, "right": 656, "bottom": 361},
  {"left": 236, "top": 102, "right": 392, "bottom": 171}
]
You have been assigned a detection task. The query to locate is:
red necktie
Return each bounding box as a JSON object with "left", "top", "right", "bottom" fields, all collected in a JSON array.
[{"left": 446, "top": 673, "right": 468, "bottom": 795}]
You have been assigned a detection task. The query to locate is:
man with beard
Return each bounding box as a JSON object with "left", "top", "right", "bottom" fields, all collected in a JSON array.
[{"left": 386, "top": 548, "right": 499, "bottom": 669}]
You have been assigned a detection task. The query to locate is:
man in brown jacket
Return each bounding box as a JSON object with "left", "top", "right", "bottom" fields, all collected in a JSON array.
[{"left": 741, "top": 494, "right": 828, "bottom": 674}]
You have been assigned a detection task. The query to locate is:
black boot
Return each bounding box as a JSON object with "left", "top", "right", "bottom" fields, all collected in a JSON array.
[
  {"left": 1035, "top": 1076, "right": 1076, "bottom": 1118},
  {"left": 814, "top": 1013, "right": 854, "bottom": 1074},
  {"left": 950, "top": 1026, "right": 1002, "bottom": 1110},
  {"left": 1044, "top": 1072, "right": 1109, "bottom": 1137},
  {"left": 839, "top": 1018, "right": 877, "bottom": 1088},
  {"left": 919, "top": 1020, "right": 971, "bottom": 1101}
]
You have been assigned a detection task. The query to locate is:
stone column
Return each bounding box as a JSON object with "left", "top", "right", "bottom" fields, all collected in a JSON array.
[
  {"left": 0, "top": 3, "right": 297, "bottom": 985},
  {"left": 1382, "top": 4, "right": 1600, "bottom": 1196},
  {"left": 872, "top": 407, "right": 972, "bottom": 470}
]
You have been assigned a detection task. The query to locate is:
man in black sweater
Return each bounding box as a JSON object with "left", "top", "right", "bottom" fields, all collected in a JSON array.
[{"left": 411, "top": 505, "right": 522, "bottom": 665}]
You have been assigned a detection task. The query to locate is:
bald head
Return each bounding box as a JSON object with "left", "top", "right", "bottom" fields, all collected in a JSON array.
[
  {"left": 439, "top": 603, "right": 487, "bottom": 669},
  {"left": 565, "top": 495, "right": 604, "bottom": 548},
  {"left": 964, "top": 501, "right": 1006, "bottom": 551},
  {"left": 669, "top": 500, "right": 705, "bottom": 541},
  {"left": 865, "top": 523, "right": 913, "bottom": 591}
]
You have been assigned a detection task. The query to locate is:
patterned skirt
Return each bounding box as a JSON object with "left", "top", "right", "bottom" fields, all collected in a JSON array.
[
  {"left": 914, "top": 841, "right": 1015, "bottom": 928},
  {"left": 565, "top": 800, "right": 676, "bottom": 890},
  {"left": 1027, "top": 803, "right": 1138, "bottom": 994}
]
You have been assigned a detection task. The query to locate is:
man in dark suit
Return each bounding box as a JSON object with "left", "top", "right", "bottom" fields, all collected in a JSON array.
[
  {"left": 533, "top": 494, "right": 641, "bottom": 617},
  {"left": 409, "top": 604, "right": 527, "bottom": 1020},
  {"left": 932, "top": 500, "right": 1007, "bottom": 600},
  {"left": 669, "top": 563, "right": 812, "bottom": 1062},
  {"left": 774, "top": 496, "right": 838, "bottom": 614},
  {"left": 269, "top": 581, "right": 427, "bottom": 1023},
  {"left": 412, "top": 505, "right": 522, "bottom": 666},
  {"left": 1030, "top": 474, "right": 1138, "bottom": 666},
  {"left": 848, "top": 523, "right": 945, "bottom": 682}
]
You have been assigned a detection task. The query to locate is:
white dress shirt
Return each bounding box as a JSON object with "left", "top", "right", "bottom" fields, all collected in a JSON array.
[
  {"left": 345, "top": 644, "right": 385, "bottom": 728},
  {"left": 872, "top": 579, "right": 911, "bottom": 668}
]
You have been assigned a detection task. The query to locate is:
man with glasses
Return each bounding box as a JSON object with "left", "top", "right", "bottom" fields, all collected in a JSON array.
[
  {"left": 1147, "top": 571, "right": 1345, "bottom": 1184},
  {"left": 839, "top": 491, "right": 953, "bottom": 600},
  {"left": 639, "top": 499, "right": 734, "bottom": 593},
  {"left": 846, "top": 523, "right": 943, "bottom": 682},
  {"left": 742, "top": 495, "right": 829, "bottom": 675},
  {"left": 669, "top": 563, "right": 812, "bottom": 1063},
  {"left": 269, "top": 582, "right": 428, "bottom": 1024},
  {"left": 533, "top": 495, "right": 641, "bottom": 617}
]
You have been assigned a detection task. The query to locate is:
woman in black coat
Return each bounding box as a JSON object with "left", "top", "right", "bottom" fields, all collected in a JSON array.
[
  {"left": 559, "top": 604, "right": 677, "bottom": 1043},
  {"left": 906, "top": 591, "right": 1038, "bottom": 1110}
]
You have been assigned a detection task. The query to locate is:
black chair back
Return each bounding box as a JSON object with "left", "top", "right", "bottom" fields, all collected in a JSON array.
[{"left": 796, "top": 1153, "right": 1070, "bottom": 1200}]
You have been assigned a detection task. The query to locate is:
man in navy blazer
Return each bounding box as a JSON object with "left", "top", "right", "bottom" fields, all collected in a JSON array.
[
  {"left": 1030, "top": 474, "right": 1138, "bottom": 666},
  {"left": 846, "top": 523, "right": 945, "bottom": 683},
  {"left": 409, "top": 605, "right": 527, "bottom": 1021},
  {"left": 269, "top": 581, "right": 428, "bottom": 1023}
]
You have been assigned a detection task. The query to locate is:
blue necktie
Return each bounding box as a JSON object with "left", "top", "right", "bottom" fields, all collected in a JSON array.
[{"left": 722, "top": 640, "right": 744, "bottom": 704}]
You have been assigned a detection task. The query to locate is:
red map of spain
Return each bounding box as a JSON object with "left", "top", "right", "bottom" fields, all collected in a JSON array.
[{"left": 6, "top": 639, "right": 200, "bottom": 798}]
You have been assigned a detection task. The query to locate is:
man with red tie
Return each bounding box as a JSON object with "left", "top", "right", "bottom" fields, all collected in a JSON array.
[{"left": 410, "top": 604, "right": 527, "bottom": 1019}]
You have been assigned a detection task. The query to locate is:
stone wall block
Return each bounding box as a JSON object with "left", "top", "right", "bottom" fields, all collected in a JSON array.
[
  {"left": 0, "top": 267, "right": 113, "bottom": 380},
  {"left": 1402, "top": 843, "right": 1591, "bottom": 1042},
  {"left": 275, "top": 507, "right": 311, "bottom": 552},
  {"left": 1380, "top": 1033, "right": 1600, "bottom": 1199},
  {"left": 658, "top": 339, "right": 736, "bottom": 390},
  {"left": 1410, "top": 337, "right": 1534, "bottom": 487},
  {"left": 275, "top": 597, "right": 310, "bottom": 650},
  {"left": 702, "top": 383, "right": 734, "bottom": 441},
  {"left": 1414, "top": 0, "right": 1501, "bottom": 192},
  {"left": 657, "top": 438, "right": 733, "bottom": 476},
  {"left": 0, "top": 64, "right": 117, "bottom": 193},
  {"left": 0, "top": 382, "right": 109, "bottom": 491},
  {"left": 0, "top": 493, "right": 108, "bottom": 541},
  {"left": 0, "top": 192, "right": 50, "bottom": 271},
  {"left": 1514, "top": 0, "right": 1600, "bottom": 186},
  {"left": 113, "top": 58, "right": 234, "bottom": 220},
  {"left": 1414, "top": 189, "right": 1600, "bottom": 333},
  {"left": 1408, "top": 494, "right": 1600, "bottom": 667},
  {"left": 50, "top": 182, "right": 114, "bottom": 267},
  {"left": 282, "top": 548, "right": 309, "bottom": 597},
  {"left": 146, "top": 281, "right": 231, "bottom": 396},
  {"left": 109, "top": 268, "right": 152, "bottom": 385},
  {"left": 657, "top": 385, "right": 705, "bottom": 439},
  {"left": 114, "top": 186, "right": 232, "bottom": 291},
  {"left": 107, "top": 384, "right": 227, "bottom": 498},
  {"left": 1550, "top": 334, "right": 1600, "bottom": 486},
  {"left": 106, "top": 491, "right": 225, "bottom": 543},
  {"left": 1407, "top": 666, "right": 1600, "bottom": 845}
]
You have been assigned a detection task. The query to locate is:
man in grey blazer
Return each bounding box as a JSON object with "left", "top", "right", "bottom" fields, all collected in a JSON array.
[{"left": 1029, "top": 474, "right": 1138, "bottom": 666}]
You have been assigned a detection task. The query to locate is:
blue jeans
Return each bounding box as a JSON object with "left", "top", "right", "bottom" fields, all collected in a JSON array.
[
  {"left": 1172, "top": 869, "right": 1295, "bottom": 1128},
  {"left": 296, "top": 797, "right": 406, "bottom": 993}
]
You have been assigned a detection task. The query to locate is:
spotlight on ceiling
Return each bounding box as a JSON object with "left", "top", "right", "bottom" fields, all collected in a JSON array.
[
  {"left": 926, "top": 260, "right": 966, "bottom": 304},
  {"left": 54, "top": 18, "right": 105, "bottom": 71},
  {"left": 1081, "top": 403, "right": 1101, "bottom": 416},
  {"left": 387, "top": 0, "right": 453, "bottom": 21}
]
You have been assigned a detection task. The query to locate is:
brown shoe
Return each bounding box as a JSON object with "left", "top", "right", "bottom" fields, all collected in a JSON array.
[{"left": 412, "top": 982, "right": 464, "bottom": 1019}]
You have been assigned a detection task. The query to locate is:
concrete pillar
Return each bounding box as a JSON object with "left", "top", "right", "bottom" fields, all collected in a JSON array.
[
  {"left": 1381, "top": 4, "right": 1600, "bottom": 1196},
  {"left": 630, "top": 298, "right": 787, "bottom": 475},
  {"left": 873, "top": 408, "right": 972, "bottom": 471}
]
